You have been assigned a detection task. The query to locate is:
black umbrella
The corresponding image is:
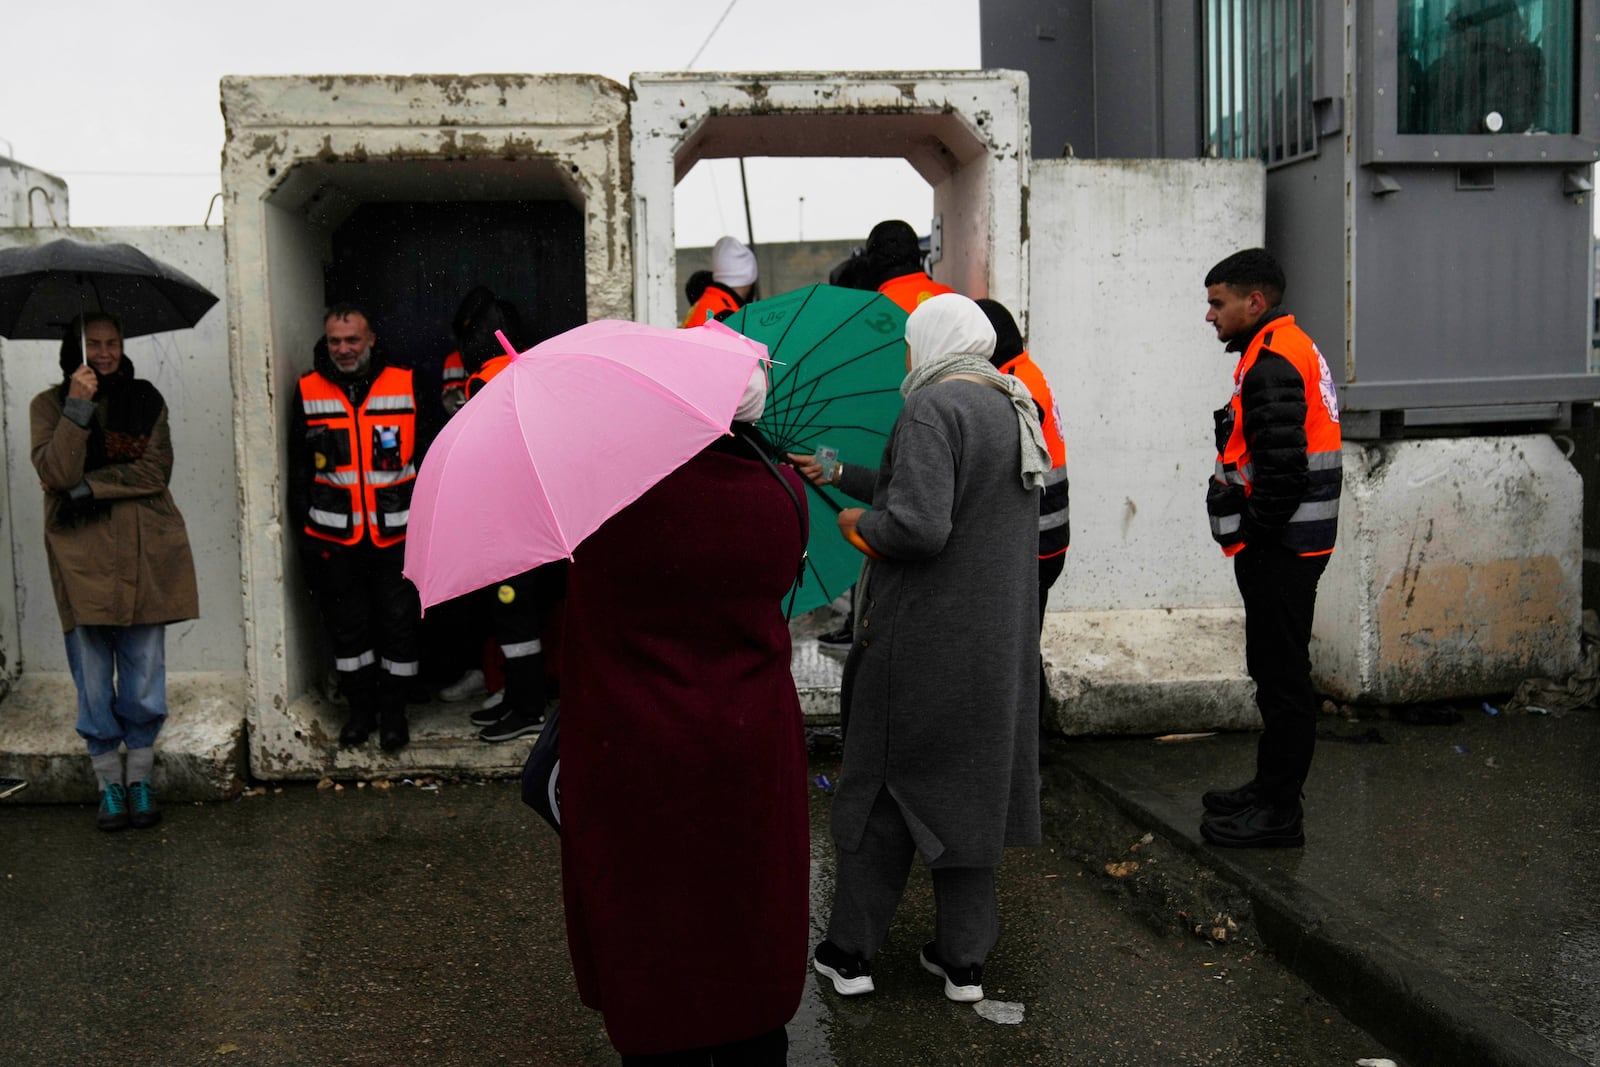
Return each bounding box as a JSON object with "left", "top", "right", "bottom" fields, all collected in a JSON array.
[{"left": 0, "top": 237, "right": 219, "bottom": 340}]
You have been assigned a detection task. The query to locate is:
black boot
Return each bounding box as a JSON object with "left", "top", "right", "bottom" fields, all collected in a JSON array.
[
  {"left": 1201, "top": 779, "right": 1261, "bottom": 817},
  {"left": 1200, "top": 797, "right": 1305, "bottom": 848},
  {"left": 378, "top": 699, "right": 410, "bottom": 752},
  {"left": 339, "top": 696, "right": 378, "bottom": 746}
]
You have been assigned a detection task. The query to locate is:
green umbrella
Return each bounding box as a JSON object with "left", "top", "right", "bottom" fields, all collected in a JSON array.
[{"left": 724, "top": 284, "right": 908, "bottom": 616}]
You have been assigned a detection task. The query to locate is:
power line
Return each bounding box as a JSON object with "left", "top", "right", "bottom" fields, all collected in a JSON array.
[{"left": 685, "top": 0, "right": 738, "bottom": 70}]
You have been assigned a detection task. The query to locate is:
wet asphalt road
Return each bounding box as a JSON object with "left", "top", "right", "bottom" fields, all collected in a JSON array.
[{"left": 0, "top": 743, "right": 1400, "bottom": 1066}]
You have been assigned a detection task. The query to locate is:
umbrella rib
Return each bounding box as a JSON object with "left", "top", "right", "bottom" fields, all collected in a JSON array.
[
  {"left": 508, "top": 375, "right": 580, "bottom": 558},
  {"left": 561, "top": 350, "right": 736, "bottom": 430},
  {"left": 765, "top": 288, "right": 870, "bottom": 438},
  {"left": 764, "top": 284, "right": 818, "bottom": 367},
  {"left": 768, "top": 295, "right": 885, "bottom": 407},
  {"left": 766, "top": 300, "right": 898, "bottom": 447}
]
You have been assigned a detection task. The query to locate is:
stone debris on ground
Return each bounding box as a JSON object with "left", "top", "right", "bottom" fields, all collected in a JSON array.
[
  {"left": 1507, "top": 608, "right": 1599, "bottom": 714},
  {"left": 973, "top": 999, "right": 1025, "bottom": 1025},
  {"left": 1179, "top": 911, "right": 1238, "bottom": 944}
]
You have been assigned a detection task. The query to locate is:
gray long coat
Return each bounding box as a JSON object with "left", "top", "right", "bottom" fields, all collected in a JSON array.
[{"left": 831, "top": 378, "right": 1041, "bottom": 869}]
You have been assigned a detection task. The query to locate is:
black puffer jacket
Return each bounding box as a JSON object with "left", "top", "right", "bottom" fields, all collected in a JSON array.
[{"left": 1212, "top": 309, "right": 1309, "bottom": 546}]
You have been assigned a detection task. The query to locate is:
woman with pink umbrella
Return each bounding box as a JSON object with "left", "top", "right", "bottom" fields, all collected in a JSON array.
[
  {"left": 404, "top": 320, "right": 810, "bottom": 1063},
  {"left": 557, "top": 365, "right": 809, "bottom": 1064}
]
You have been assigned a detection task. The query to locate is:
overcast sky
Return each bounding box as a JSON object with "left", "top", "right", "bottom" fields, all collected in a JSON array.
[{"left": 1, "top": 0, "right": 981, "bottom": 247}]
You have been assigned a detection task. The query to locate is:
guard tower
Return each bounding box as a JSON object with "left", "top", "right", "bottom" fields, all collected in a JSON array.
[{"left": 985, "top": 0, "right": 1596, "bottom": 702}]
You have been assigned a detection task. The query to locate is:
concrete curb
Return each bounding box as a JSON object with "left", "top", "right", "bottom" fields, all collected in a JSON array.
[
  {"left": 1058, "top": 750, "right": 1589, "bottom": 1067},
  {"left": 0, "top": 672, "right": 248, "bottom": 803}
]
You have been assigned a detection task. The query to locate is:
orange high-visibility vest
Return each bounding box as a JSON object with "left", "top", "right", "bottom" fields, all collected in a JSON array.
[
  {"left": 441, "top": 350, "right": 467, "bottom": 408},
  {"left": 466, "top": 353, "right": 511, "bottom": 400},
  {"left": 1211, "top": 315, "right": 1342, "bottom": 557},
  {"left": 680, "top": 286, "right": 742, "bottom": 328},
  {"left": 299, "top": 366, "right": 418, "bottom": 548},
  {"left": 999, "top": 351, "right": 1070, "bottom": 559},
  {"left": 877, "top": 272, "right": 954, "bottom": 313}
]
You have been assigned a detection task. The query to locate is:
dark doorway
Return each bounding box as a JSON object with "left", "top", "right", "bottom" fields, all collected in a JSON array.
[{"left": 325, "top": 200, "right": 587, "bottom": 405}]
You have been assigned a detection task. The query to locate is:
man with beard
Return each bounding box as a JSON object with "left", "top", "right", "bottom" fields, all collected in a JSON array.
[{"left": 289, "top": 304, "right": 426, "bottom": 752}]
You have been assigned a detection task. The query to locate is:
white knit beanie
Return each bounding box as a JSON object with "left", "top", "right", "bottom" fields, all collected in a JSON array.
[{"left": 711, "top": 236, "right": 758, "bottom": 287}]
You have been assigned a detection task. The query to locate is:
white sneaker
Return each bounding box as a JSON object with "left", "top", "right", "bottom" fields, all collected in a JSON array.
[
  {"left": 438, "top": 669, "right": 486, "bottom": 703},
  {"left": 479, "top": 689, "right": 504, "bottom": 712}
]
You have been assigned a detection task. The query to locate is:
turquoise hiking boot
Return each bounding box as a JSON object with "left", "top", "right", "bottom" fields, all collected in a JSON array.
[
  {"left": 127, "top": 779, "right": 161, "bottom": 830},
  {"left": 97, "top": 782, "right": 130, "bottom": 832}
]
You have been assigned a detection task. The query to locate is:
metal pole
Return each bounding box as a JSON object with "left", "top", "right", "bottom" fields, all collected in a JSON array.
[{"left": 739, "top": 158, "right": 755, "bottom": 250}]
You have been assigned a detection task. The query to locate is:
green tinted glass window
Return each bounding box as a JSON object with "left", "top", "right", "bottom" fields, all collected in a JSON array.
[
  {"left": 1205, "top": 0, "right": 1318, "bottom": 165},
  {"left": 1398, "top": 0, "right": 1575, "bottom": 134}
]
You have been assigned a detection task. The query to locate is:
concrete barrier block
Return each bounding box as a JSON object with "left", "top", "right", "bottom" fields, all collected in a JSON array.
[
  {"left": 1042, "top": 608, "right": 1257, "bottom": 735},
  {"left": 1315, "top": 436, "right": 1583, "bottom": 703},
  {"left": 0, "top": 672, "right": 247, "bottom": 803}
]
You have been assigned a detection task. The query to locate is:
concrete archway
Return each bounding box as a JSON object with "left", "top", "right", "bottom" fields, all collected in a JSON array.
[{"left": 630, "top": 71, "right": 1030, "bottom": 330}]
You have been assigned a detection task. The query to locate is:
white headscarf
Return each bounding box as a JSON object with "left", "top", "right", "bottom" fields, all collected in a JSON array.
[
  {"left": 900, "top": 293, "right": 1051, "bottom": 491},
  {"left": 734, "top": 362, "right": 768, "bottom": 423},
  {"left": 711, "top": 236, "right": 758, "bottom": 287}
]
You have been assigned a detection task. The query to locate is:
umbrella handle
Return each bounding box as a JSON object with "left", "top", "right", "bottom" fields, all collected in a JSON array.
[{"left": 844, "top": 527, "right": 885, "bottom": 561}]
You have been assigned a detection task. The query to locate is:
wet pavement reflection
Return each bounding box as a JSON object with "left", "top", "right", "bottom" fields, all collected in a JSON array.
[
  {"left": 1059, "top": 706, "right": 1600, "bottom": 1066},
  {"left": 1, "top": 747, "right": 1400, "bottom": 1065}
]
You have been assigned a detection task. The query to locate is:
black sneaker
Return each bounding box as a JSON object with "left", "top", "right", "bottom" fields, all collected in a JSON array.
[
  {"left": 469, "top": 691, "right": 507, "bottom": 728},
  {"left": 127, "top": 780, "right": 161, "bottom": 830},
  {"left": 815, "top": 622, "right": 854, "bottom": 653},
  {"left": 1200, "top": 800, "right": 1305, "bottom": 848},
  {"left": 1201, "top": 780, "right": 1260, "bottom": 817},
  {"left": 97, "top": 783, "right": 130, "bottom": 832},
  {"left": 919, "top": 942, "right": 984, "bottom": 1002},
  {"left": 478, "top": 706, "right": 545, "bottom": 743},
  {"left": 813, "top": 940, "right": 874, "bottom": 996}
]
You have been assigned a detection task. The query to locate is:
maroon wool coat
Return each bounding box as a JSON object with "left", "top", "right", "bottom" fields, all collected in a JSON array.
[{"left": 558, "top": 437, "right": 809, "bottom": 1057}]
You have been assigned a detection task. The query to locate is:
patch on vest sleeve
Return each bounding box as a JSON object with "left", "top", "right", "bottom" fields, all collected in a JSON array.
[{"left": 1314, "top": 345, "right": 1340, "bottom": 423}]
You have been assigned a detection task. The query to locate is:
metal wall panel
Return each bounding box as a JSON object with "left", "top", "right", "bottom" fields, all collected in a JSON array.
[
  {"left": 1353, "top": 166, "right": 1597, "bottom": 392},
  {"left": 1265, "top": 139, "right": 1348, "bottom": 377},
  {"left": 980, "top": 0, "right": 1097, "bottom": 158}
]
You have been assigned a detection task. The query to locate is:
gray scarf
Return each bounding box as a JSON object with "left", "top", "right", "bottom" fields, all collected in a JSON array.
[{"left": 901, "top": 353, "right": 1051, "bottom": 491}]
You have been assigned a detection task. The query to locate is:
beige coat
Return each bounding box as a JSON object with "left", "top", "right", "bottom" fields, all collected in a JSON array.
[{"left": 30, "top": 385, "right": 198, "bottom": 632}]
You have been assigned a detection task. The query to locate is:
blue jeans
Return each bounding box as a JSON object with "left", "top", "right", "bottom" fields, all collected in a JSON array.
[{"left": 63, "top": 624, "right": 168, "bottom": 757}]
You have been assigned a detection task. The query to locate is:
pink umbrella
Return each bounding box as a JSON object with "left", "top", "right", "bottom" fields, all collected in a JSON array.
[{"left": 403, "top": 317, "right": 769, "bottom": 610}]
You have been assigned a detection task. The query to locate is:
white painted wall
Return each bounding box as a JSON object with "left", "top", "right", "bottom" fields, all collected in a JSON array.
[
  {"left": 1028, "top": 158, "right": 1265, "bottom": 611},
  {"left": 0, "top": 158, "right": 67, "bottom": 228},
  {"left": 0, "top": 226, "right": 245, "bottom": 673},
  {"left": 221, "top": 74, "right": 632, "bottom": 776}
]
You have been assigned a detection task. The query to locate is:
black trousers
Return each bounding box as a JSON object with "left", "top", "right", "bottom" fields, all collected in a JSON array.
[
  {"left": 1232, "top": 544, "right": 1329, "bottom": 805},
  {"left": 302, "top": 540, "right": 420, "bottom": 709},
  {"left": 483, "top": 561, "right": 567, "bottom": 716},
  {"left": 620, "top": 1026, "right": 787, "bottom": 1067}
]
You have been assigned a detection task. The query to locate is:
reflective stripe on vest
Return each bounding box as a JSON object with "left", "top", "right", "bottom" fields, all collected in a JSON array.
[
  {"left": 1209, "top": 316, "right": 1342, "bottom": 557},
  {"left": 442, "top": 351, "right": 466, "bottom": 382},
  {"left": 300, "top": 365, "right": 418, "bottom": 548},
  {"left": 999, "top": 352, "right": 1070, "bottom": 558},
  {"left": 876, "top": 272, "right": 954, "bottom": 314}
]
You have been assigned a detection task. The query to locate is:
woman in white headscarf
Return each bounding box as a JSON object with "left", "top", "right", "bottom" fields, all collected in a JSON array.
[
  {"left": 558, "top": 364, "right": 810, "bottom": 1065},
  {"left": 803, "top": 293, "right": 1050, "bottom": 1005}
]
